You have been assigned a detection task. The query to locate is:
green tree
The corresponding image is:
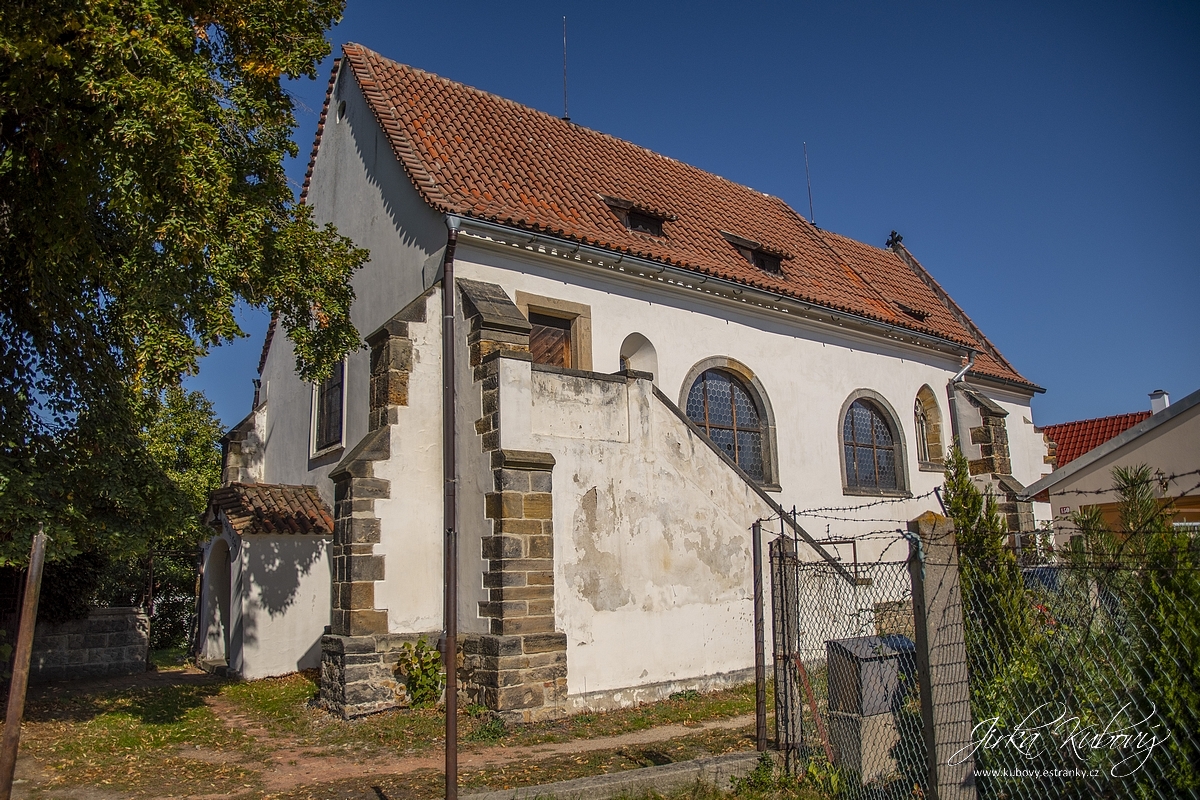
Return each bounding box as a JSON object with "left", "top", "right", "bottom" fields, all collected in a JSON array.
[
  {"left": 942, "top": 443, "right": 1029, "bottom": 686},
  {"left": 1072, "top": 466, "right": 1200, "bottom": 795},
  {"left": 0, "top": 1, "right": 368, "bottom": 565},
  {"left": 95, "top": 387, "right": 224, "bottom": 647}
]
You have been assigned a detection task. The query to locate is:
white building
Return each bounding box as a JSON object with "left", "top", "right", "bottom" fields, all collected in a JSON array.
[{"left": 200, "top": 44, "right": 1050, "bottom": 716}]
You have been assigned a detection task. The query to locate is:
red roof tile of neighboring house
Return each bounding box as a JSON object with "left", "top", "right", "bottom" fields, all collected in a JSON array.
[
  {"left": 207, "top": 483, "right": 334, "bottom": 536},
  {"left": 268, "top": 43, "right": 1035, "bottom": 391},
  {"left": 1042, "top": 412, "right": 1152, "bottom": 468}
]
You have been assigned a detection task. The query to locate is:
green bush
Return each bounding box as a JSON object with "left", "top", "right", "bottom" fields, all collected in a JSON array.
[{"left": 396, "top": 637, "right": 444, "bottom": 707}]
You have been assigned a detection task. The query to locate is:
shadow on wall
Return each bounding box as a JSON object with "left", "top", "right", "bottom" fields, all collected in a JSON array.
[
  {"left": 344, "top": 71, "right": 443, "bottom": 277},
  {"left": 620, "top": 333, "right": 658, "bottom": 379},
  {"left": 241, "top": 537, "right": 329, "bottom": 656}
]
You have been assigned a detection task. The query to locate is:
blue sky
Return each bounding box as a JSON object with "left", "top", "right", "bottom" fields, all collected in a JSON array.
[{"left": 189, "top": 0, "right": 1200, "bottom": 429}]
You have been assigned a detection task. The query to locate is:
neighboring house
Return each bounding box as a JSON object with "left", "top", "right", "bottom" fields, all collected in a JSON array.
[
  {"left": 201, "top": 44, "right": 1050, "bottom": 717},
  {"left": 1024, "top": 388, "right": 1200, "bottom": 546},
  {"left": 1042, "top": 411, "right": 1151, "bottom": 469}
]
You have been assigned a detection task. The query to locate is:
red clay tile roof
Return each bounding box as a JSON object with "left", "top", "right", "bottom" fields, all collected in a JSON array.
[
  {"left": 1042, "top": 412, "right": 1152, "bottom": 468},
  {"left": 208, "top": 483, "right": 334, "bottom": 536},
  {"left": 321, "top": 43, "right": 1034, "bottom": 389}
]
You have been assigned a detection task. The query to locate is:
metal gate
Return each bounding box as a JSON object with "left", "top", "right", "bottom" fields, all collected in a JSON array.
[{"left": 770, "top": 534, "right": 928, "bottom": 798}]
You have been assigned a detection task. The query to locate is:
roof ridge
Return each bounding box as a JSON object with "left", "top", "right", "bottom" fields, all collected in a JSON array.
[
  {"left": 1043, "top": 410, "right": 1151, "bottom": 429},
  {"left": 342, "top": 43, "right": 788, "bottom": 208}
]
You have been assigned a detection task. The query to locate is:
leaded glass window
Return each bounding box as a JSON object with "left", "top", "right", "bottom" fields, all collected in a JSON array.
[
  {"left": 843, "top": 399, "right": 898, "bottom": 490},
  {"left": 685, "top": 369, "right": 765, "bottom": 482}
]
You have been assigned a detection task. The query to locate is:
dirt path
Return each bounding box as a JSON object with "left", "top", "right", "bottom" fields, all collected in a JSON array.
[{"left": 236, "top": 713, "right": 757, "bottom": 793}]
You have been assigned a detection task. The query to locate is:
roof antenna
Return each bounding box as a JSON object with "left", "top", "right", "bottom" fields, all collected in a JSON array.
[
  {"left": 803, "top": 141, "right": 815, "bottom": 226},
  {"left": 562, "top": 16, "right": 570, "bottom": 122}
]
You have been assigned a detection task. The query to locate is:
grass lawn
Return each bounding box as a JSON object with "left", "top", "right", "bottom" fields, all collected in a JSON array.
[{"left": 11, "top": 662, "right": 850, "bottom": 799}]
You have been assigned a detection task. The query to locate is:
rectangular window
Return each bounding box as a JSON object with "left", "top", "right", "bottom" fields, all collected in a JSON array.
[
  {"left": 529, "top": 313, "right": 572, "bottom": 368},
  {"left": 314, "top": 361, "right": 344, "bottom": 452}
]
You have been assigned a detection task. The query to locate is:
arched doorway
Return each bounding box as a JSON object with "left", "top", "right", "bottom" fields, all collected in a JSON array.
[{"left": 201, "top": 539, "right": 231, "bottom": 666}]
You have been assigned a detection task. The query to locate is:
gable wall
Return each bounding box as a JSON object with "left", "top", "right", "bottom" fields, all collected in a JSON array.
[
  {"left": 1047, "top": 404, "right": 1200, "bottom": 516},
  {"left": 257, "top": 65, "right": 446, "bottom": 499}
]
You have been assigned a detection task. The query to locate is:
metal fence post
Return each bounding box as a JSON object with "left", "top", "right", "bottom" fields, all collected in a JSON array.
[{"left": 752, "top": 520, "right": 767, "bottom": 751}]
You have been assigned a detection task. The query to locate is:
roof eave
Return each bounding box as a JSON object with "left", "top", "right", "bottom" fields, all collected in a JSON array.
[{"left": 453, "top": 215, "right": 975, "bottom": 361}]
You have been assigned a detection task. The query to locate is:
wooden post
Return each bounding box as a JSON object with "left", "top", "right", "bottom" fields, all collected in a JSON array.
[{"left": 0, "top": 526, "right": 48, "bottom": 800}]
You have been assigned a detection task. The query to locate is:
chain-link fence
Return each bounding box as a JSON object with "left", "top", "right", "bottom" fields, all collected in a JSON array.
[
  {"left": 771, "top": 535, "right": 928, "bottom": 798},
  {"left": 957, "top": 535, "right": 1200, "bottom": 800}
]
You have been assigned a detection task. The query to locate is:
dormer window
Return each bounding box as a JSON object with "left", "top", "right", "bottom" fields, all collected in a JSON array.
[
  {"left": 600, "top": 194, "right": 671, "bottom": 238},
  {"left": 720, "top": 231, "right": 786, "bottom": 274},
  {"left": 626, "top": 211, "right": 663, "bottom": 237},
  {"left": 749, "top": 250, "right": 781, "bottom": 273}
]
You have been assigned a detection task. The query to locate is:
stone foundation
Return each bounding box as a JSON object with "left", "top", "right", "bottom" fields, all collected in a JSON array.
[
  {"left": 320, "top": 631, "right": 440, "bottom": 717},
  {"left": 30, "top": 607, "right": 148, "bottom": 683}
]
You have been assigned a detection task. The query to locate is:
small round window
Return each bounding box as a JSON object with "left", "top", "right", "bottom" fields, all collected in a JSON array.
[{"left": 685, "top": 369, "right": 765, "bottom": 482}]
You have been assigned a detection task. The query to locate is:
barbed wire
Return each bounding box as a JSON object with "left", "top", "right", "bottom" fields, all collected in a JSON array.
[
  {"left": 1039, "top": 468, "right": 1200, "bottom": 497},
  {"left": 789, "top": 488, "right": 938, "bottom": 517}
]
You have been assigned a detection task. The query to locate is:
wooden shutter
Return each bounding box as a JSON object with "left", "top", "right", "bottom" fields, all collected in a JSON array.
[{"left": 529, "top": 313, "right": 572, "bottom": 368}]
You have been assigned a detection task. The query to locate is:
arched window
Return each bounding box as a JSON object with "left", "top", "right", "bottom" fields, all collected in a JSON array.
[
  {"left": 915, "top": 399, "right": 931, "bottom": 463},
  {"left": 685, "top": 369, "right": 766, "bottom": 482},
  {"left": 843, "top": 399, "right": 900, "bottom": 491},
  {"left": 914, "top": 385, "right": 944, "bottom": 468}
]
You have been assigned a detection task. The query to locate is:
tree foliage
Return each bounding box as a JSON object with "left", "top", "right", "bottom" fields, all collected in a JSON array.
[
  {"left": 0, "top": 0, "right": 367, "bottom": 564},
  {"left": 1071, "top": 466, "right": 1200, "bottom": 794},
  {"left": 3, "top": 387, "right": 222, "bottom": 639},
  {"left": 942, "top": 443, "right": 1029, "bottom": 686}
]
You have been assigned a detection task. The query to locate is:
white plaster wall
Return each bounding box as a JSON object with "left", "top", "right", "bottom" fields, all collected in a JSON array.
[
  {"left": 987, "top": 391, "right": 1054, "bottom": 525},
  {"left": 372, "top": 290, "right": 446, "bottom": 633},
  {"left": 238, "top": 534, "right": 331, "bottom": 680},
  {"left": 504, "top": 368, "right": 779, "bottom": 694},
  {"left": 198, "top": 533, "right": 234, "bottom": 663},
  {"left": 451, "top": 241, "right": 1042, "bottom": 557},
  {"left": 257, "top": 64, "right": 446, "bottom": 500}
]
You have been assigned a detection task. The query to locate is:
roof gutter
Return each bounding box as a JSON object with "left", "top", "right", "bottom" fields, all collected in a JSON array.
[{"left": 450, "top": 216, "right": 974, "bottom": 362}]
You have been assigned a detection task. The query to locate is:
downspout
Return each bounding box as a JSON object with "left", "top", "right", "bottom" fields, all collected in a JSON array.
[
  {"left": 946, "top": 350, "right": 975, "bottom": 447},
  {"left": 440, "top": 216, "right": 460, "bottom": 800}
]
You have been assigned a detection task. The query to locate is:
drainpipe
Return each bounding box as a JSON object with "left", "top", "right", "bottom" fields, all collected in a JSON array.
[
  {"left": 441, "top": 216, "right": 460, "bottom": 800},
  {"left": 946, "top": 350, "right": 975, "bottom": 447}
]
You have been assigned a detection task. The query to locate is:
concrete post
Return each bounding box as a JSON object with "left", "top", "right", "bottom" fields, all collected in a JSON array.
[{"left": 907, "top": 511, "right": 976, "bottom": 800}]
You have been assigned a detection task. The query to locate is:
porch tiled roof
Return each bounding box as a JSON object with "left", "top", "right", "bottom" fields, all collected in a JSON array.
[
  {"left": 326, "top": 43, "right": 1033, "bottom": 389},
  {"left": 207, "top": 483, "right": 334, "bottom": 536},
  {"left": 1042, "top": 412, "right": 1152, "bottom": 468}
]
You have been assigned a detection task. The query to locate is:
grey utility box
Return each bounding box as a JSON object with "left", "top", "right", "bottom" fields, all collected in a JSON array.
[{"left": 826, "top": 634, "right": 915, "bottom": 717}]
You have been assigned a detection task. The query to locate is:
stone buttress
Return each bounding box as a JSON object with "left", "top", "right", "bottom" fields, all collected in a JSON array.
[
  {"left": 320, "top": 290, "right": 437, "bottom": 718},
  {"left": 456, "top": 279, "right": 569, "bottom": 722}
]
